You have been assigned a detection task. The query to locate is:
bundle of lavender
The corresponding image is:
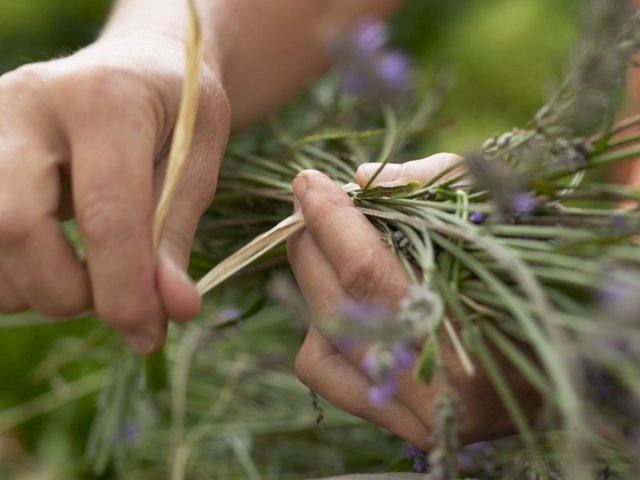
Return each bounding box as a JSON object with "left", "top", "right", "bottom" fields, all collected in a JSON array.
[{"left": 190, "top": 0, "right": 640, "bottom": 477}]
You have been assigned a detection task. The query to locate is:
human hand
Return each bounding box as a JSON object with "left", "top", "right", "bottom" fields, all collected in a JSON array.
[
  {"left": 287, "top": 155, "right": 537, "bottom": 449},
  {"left": 0, "top": 32, "right": 230, "bottom": 353}
]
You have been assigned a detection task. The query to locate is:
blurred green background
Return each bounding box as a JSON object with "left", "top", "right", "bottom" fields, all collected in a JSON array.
[{"left": 0, "top": 0, "right": 582, "bottom": 478}]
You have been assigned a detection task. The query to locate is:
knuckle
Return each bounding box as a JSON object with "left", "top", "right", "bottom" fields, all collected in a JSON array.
[
  {"left": 59, "top": 65, "right": 158, "bottom": 129},
  {"left": 0, "top": 64, "right": 41, "bottom": 94},
  {"left": 0, "top": 205, "right": 37, "bottom": 248},
  {"left": 77, "top": 190, "right": 142, "bottom": 244},
  {"left": 161, "top": 225, "right": 193, "bottom": 264},
  {"left": 339, "top": 248, "right": 388, "bottom": 302},
  {"left": 97, "top": 297, "right": 154, "bottom": 332}
]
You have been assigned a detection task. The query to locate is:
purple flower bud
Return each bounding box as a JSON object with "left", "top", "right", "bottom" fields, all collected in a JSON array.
[
  {"left": 467, "top": 441, "right": 490, "bottom": 453},
  {"left": 404, "top": 444, "right": 429, "bottom": 473},
  {"left": 219, "top": 307, "right": 242, "bottom": 323},
  {"left": 599, "top": 269, "right": 640, "bottom": 323},
  {"left": 469, "top": 211, "right": 486, "bottom": 224},
  {"left": 123, "top": 422, "right": 140, "bottom": 443},
  {"left": 611, "top": 213, "right": 627, "bottom": 229},
  {"left": 511, "top": 193, "right": 538, "bottom": 216},
  {"left": 376, "top": 51, "right": 411, "bottom": 93},
  {"left": 457, "top": 452, "right": 475, "bottom": 471},
  {"left": 393, "top": 342, "right": 415, "bottom": 370},
  {"left": 368, "top": 378, "right": 397, "bottom": 407},
  {"left": 362, "top": 348, "right": 378, "bottom": 377},
  {"left": 342, "top": 70, "right": 368, "bottom": 95},
  {"left": 342, "top": 300, "right": 390, "bottom": 325},
  {"left": 351, "top": 19, "right": 388, "bottom": 53},
  {"left": 336, "top": 18, "right": 412, "bottom": 104}
]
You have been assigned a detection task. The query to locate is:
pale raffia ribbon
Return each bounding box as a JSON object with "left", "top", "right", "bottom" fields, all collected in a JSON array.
[
  {"left": 152, "top": 0, "right": 203, "bottom": 253},
  {"left": 195, "top": 183, "right": 360, "bottom": 296},
  {"left": 195, "top": 212, "right": 305, "bottom": 295}
]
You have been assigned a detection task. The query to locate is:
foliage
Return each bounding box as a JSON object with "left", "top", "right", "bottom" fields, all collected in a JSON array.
[{"left": 1, "top": 1, "right": 626, "bottom": 479}]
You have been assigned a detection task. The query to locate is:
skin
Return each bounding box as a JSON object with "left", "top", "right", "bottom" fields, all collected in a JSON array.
[
  {"left": 287, "top": 156, "right": 541, "bottom": 449},
  {"left": 0, "top": 0, "right": 403, "bottom": 353}
]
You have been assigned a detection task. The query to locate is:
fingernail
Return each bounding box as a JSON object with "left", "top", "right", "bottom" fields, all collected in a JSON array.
[
  {"left": 292, "top": 194, "right": 301, "bottom": 213},
  {"left": 292, "top": 173, "right": 310, "bottom": 203},
  {"left": 293, "top": 169, "right": 324, "bottom": 202},
  {"left": 126, "top": 331, "right": 160, "bottom": 354},
  {"left": 361, "top": 163, "right": 402, "bottom": 182}
]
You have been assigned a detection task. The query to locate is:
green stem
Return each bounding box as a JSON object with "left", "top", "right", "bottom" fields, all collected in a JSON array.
[
  {"left": 0, "top": 369, "right": 105, "bottom": 433},
  {"left": 545, "top": 145, "right": 640, "bottom": 182}
]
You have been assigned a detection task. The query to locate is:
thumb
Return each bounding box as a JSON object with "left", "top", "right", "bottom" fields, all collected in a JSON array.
[
  {"left": 155, "top": 75, "right": 231, "bottom": 323},
  {"left": 156, "top": 133, "right": 228, "bottom": 322},
  {"left": 156, "top": 200, "right": 204, "bottom": 323},
  {"left": 355, "top": 152, "right": 462, "bottom": 188}
]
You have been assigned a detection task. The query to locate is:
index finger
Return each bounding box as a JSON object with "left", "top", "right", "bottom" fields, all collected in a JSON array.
[
  {"left": 69, "top": 104, "right": 165, "bottom": 353},
  {"left": 292, "top": 169, "right": 410, "bottom": 305}
]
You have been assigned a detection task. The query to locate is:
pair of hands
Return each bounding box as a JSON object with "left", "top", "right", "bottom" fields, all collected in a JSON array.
[
  {"left": 0, "top": 28, "right": 526, "bottom": 448},
  {"left": 288, "top": 158, "right": 535, "bottom": 450}
]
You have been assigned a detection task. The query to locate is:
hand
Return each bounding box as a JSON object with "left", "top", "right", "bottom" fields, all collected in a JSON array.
[
  {"left": 287, "top": 155, "right": 537, "bottom": 449},
  {"left": 0, "top": 33, "right": 230, "bottom": 353}
]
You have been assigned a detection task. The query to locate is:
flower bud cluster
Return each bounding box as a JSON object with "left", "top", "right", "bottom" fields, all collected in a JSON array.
[{"left": 330, "top": 18, "right": 412, "bottom": 105}]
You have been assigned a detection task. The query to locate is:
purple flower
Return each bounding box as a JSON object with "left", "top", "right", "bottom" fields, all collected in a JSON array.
[
  {"left": 404, "top": 444, "right": 429, "bottom": 473},
  {"left": 218, "top": 307, "right": 242, "bottom": 323},
  {"left": 112, "top": 421, "right": 141, "bottom": 445},
  {"left": 511, "top": 192, "right": 538, "bottom": 216},
  {"left": 123, "top": 422, "right": 140, "bottom": 443},
  {"left": 341, "top": 300, "right": 390, "bottom": 325},
  {"left": 352, "top": 18, "right": 388, "bottom": 53},
  {"left": 467, "top": 441, "right": 490, "bottom": 453},
  {"left": 599, "top": 269, "right": 640, "bottom": 323},
  {"left": 393, "top": 342, "right": 415, "bottom": 370},
  {"left": 362, "top": 342, "right": 413, "bottom": 392},
  {"left": 362, "top": 348, "right": 380, "bottom": 377},
  {"left": 469, "top": 211, "right": 486, "bottom": 224},
  {"left": 369, "top": 378, "right": 397, "bottom": 407},
  {"left": 337, "top": 18, "right": 412, "bottom": 104},
  {"left": 457, "top": 441, "right": 496, "bottom": 476},
  {"left": 342, "top": 70, "right": 369, "bottom": 95},
  {"left": 376, "top": 51, "right": 411, "bottom": 92},
  {"left": 611, "top": 213, "right": 627, "bottom": 229}
]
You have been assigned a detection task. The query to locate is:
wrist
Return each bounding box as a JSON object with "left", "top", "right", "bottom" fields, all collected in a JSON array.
[
  {"left": 97, "top": 0, "right": 223, "bottom": 81},
  {"left": 97, "top": 29, "right": 222, "bottom": 82}
]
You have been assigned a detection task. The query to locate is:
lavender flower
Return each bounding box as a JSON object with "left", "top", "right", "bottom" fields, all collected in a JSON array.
[
  {"left": 511, "top": 192, "right": 539, "bottom": 216},
  {"left": 351, "top": 18, "right": 388, "bottom": 53},
  {"left": 362, "top": 342, "right": 414, "bottom": 407},
  {"left": 457, "top": 441, "right": 496, "bottom": 477},
  {"left": 218, "top": 307, "right": 242, "bottom": 323},
  {"left": 369, "top": 378, "right": 397, "bottom": 408},
  {"left": 404, "top": 444, "right": 429, "bottom": 473},
  {"left": 342, "top": 299, "right": 391, "bottom": 326},
  {"left": 393, "top": 342, "right": 415, "bottom": 370},
  {"left": 469, "top": 211, "right": 486, "bottom": 224},
  {"left": 112, "top": 420, "right": 141, "bottom": 445},
  {"left": 375, "top": 51, "right": 412, "bottom": 93},
  {"left": 335, "top": 18, "right": 412, "bottom": 104},
  {"left": 599, "top": 268, "right": 640, "bottom": 323},
  {"left": 428, "top": 392, "right": 462, "bottom": 480}
]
